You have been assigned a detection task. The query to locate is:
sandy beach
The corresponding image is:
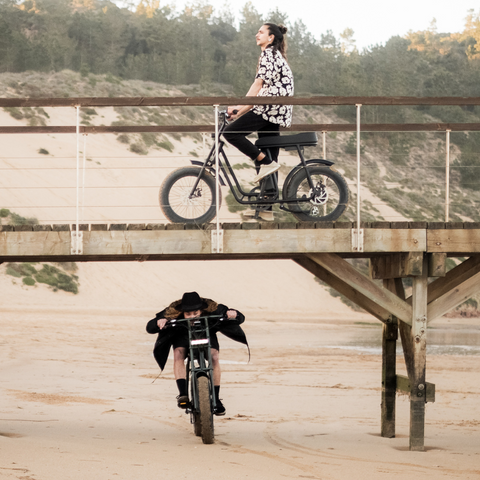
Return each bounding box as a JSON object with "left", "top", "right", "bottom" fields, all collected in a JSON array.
[{"left": 1, "top": 303, "right": 479, "bottom": 480}]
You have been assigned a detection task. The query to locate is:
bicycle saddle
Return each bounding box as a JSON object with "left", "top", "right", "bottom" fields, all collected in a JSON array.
[{"left": 255, "top": 132, "right": 318, "bottom": 149}]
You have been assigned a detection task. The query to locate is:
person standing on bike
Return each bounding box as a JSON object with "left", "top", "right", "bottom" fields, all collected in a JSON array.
[
  {"left": 146, "top": 291, "right": 247, "bottom": 416},
  {"left": 223, "top": 23, "right": 293, "bottom": 221}
]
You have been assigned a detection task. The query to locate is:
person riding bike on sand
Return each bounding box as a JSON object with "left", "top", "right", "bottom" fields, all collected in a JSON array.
[
  {"left": 223, "top": 22, "right": 294, "bottom": 221},
  {"left": 146, "top": 292, "right": 247, "bottom": 416}
]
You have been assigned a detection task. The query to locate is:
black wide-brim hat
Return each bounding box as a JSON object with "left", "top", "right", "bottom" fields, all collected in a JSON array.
[{"left": 178, "top": 291, "right": 207, "bottom": 312}]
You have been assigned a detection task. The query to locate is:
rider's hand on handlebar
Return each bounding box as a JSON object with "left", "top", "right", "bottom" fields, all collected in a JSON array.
[
  {"left": 227, "top": 106, "right": 240, "bottom": 120},
  {"left": 157, "top": 318, "right": 168, "bottom": 330},
  {"left": 226, "top": 310, "right": 237, "bottom": 320}
]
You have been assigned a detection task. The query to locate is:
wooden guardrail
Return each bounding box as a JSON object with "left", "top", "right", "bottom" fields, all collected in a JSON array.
[{"left": 2, "top": 96, "right": 480, "bottom": 133}]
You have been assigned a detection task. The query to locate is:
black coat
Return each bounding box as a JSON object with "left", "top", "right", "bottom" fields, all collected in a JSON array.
[{"left": 146, "top": 299, "right": 248, "bottom": 371}]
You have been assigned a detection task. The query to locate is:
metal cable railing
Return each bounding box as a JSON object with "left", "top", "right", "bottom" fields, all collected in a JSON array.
[{"left": 2, "top": 96, "right": 480, "bottom": 252}]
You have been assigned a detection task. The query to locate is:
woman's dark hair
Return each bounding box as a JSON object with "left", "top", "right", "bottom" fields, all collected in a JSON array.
[{"left": 264, "top": 23, "right": 288, "bottom": 59}]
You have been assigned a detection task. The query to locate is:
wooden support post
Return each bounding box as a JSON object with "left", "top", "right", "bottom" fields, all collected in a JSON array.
[
  {"left": 409, "top": 255, "right": 428, "bottom": 451},
  {"left": 381, "top": 279, "right": 399, "bottom": 438},
  {"left": 381, "top": 317, "right": 398, "bottom": 438}
]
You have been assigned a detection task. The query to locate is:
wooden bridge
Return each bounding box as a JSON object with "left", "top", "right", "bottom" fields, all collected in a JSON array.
[
  {"left": 2, "top": 220, "right": 480, "bottom": 451},
  {"left": 2, "top": 95, "right": 480, "bottom": 451}
]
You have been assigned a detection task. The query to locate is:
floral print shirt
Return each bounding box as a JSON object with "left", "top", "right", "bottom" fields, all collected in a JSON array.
[{"left": 253, "top": 47, "right": 294, "bottom": 128}]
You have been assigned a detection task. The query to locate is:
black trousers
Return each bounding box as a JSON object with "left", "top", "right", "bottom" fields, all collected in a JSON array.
[{"left": 223, "top": 111, "right": 280, "bottom": 163}]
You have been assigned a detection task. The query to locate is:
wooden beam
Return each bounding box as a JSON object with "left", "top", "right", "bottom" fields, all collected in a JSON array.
[
  {"left": 409, "top": 257, "right": 428, "bottom": 452},
  {"left": 381, "top": 279, "right": 398, "bottom": 439},
  {"left": 428, "top": 270, "right": 480, "bottom": 321},
  {"left": 0, "top": 229, "right": 429, "bottom": 260},
  {"left": 428, "top": 253, "right": 446, "bottom": 277},
  {"left": 396, "top": 375, "right": 435, "bottom": 403},
  {"left": 370, "top": 253, "right": 423, "bottom": 279},
  {"left": 2, "top": 96, "right": 480, "bottom": 108},
  {"left": 428, "top": 229, "right": 480, "bottom": 253},
  {"left": 308, "top": 253, "right": 413, "bottom": 325},
  {"left": 393, "top": 278, "right": 416, "bottom": 382},
  {"left": 364, "top": 229, "right": 425, "bottom": 253},
  {"left": 293, "top": 256, "right": 391, "bottom": 323},
  {"left": 427, "top": 256, "right": 480, "bottom": 305}
]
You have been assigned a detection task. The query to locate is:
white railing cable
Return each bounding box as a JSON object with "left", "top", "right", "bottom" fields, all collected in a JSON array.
[{"left": 445, "top": 129, "right": 451, "bottom": 222}]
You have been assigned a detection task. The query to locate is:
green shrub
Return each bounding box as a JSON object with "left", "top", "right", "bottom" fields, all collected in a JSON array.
[
  {"left": 232, "top": 162, "right": 252, "bottom": 170},
  {"left": 35, "top": 265, "right": 59, "bottom": 286},
  {"left": 117, "top": 134, "right": 130, "bottom": 144},
  {"left": 6, "top": 262, "right": 37, "bottom": 277},
  {"left": 388, "top": 134, "right": 410, "bottom": 165},
  {"left": 10, "top": 212, "right": 38, "bottom": 225},
  {"left": 129, "top": 142, "right": 148, "bottom": 155},
  {"left": 141, "top": 132, "right": 157, "bottom": 147},
  {"left": 345, "top": 134, "right": 365, "bottom": 155},
  {"left": 4, "top": 262, "right": 78, "bottom": 293},
  {"left": 6, "top": 266, "right": 22, "bottom": 278},
  {"left": 157, "top": 139, "right": 174, "bottom": 152},
  {"left": 4, "top": 107, "right": 23, "bottom": 120},
  {"left": 0, "top": 208, "right": 10, "bottom": 218}
]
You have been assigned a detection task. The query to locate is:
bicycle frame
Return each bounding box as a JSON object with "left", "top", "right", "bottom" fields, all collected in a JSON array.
[
  {"left": 170, "top": 316, "right": 221, "bottom": 414},
  {"left": 187, "top": 112, "right": 321, "bottom": 207}
]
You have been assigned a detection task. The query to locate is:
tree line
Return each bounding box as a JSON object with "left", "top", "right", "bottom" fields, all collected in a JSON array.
[{"left": 1, "top": 0, "right": 480, "bottom": 100}]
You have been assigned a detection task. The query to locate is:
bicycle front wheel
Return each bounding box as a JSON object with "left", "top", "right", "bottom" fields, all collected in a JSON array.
[
  {"left": 197, "top": 375, "right": 214, "bottom": 444},
  {"left": 285, "top": 166, "right": 348, "bottom": 222},
  {"left": 159, "top": 167, "right": 221, "bottom": 224}
]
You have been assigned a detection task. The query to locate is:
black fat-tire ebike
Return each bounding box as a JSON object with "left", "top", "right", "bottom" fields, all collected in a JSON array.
[
  {"left": 168, "top": 316, "right": 221, "bottom": 444},
  {"left": 160, "top": 110, "right": 349, "bottom": 224}
]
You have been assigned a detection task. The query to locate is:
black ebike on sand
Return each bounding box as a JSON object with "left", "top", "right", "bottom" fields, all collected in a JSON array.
[
  {"left": 160, "top": 110, "right": 349, "bottom": 224},
  {"left": 167, "top": 315, "right": 222, "bottom": 445}
]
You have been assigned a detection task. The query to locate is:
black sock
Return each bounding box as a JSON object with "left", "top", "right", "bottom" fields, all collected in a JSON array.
[
  {"left": 214, "top": 385, "right": 220, "bottom": 401},
  {"left": 176, "top": 379, "right": 187, "bottom": 396}
]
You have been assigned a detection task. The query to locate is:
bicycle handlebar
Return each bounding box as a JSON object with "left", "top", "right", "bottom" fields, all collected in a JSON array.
[{"left": 163, "top": 314, "right": 225, "bottom": 330}]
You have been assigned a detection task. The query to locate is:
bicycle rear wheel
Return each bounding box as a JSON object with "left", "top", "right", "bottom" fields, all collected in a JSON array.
[
  {"left": 197, "top": 375, "right": 214, "bottom": 444},
  {"left": 285, "top": 166, "right": 348, "bottom": 221}
]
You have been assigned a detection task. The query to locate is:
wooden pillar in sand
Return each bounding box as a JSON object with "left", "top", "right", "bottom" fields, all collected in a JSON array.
[
  {"left": 381, "top": 278, "right": 400, "bottom": 438},
  {"left": 408, "top": 255, "right": 428, "bottom": 451}
]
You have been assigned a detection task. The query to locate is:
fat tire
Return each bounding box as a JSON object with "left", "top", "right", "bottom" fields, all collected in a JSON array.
[
  {"left": 197, "top": 376, "right": 214, "bottom": 444},
  {"left": 285, "top": 166, "right": 348, "bottom": 222},
  {"left": 159, "top": 167, "right": 221, "bottom": 224},
  {"left": 193, "top": 412, "right": 202, "bottom": 437}
]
